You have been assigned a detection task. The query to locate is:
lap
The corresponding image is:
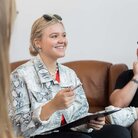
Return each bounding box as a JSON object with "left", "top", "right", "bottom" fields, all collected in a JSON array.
[
  {"left": 86, "top": 124, "right": 131, "bottom": 138},
  {"left": 31, "top": 131, "right": 91, "bottom": 138},
  {"left": 31, "top": 125, "right": 131, "bottom": 138}
]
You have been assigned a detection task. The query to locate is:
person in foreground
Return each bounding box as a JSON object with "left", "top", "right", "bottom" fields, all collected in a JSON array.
[
  {"left": 9, "top": 14, "right": 131, "bottom": 138},
  {"left": 107, "top": 59, "right": 138, "bottom": 138},
  {"left": 0, "top": 0, "right": 16, "bottom": 138}
]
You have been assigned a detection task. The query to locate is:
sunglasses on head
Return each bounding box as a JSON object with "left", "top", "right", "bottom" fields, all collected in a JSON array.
[{"left": 43, "top": 14, "right": 62, "bottom": 21}]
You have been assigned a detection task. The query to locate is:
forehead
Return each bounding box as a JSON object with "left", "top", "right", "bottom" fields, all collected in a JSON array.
[{"left": 43, "top": 23, "right": 65, "bottom": 34}]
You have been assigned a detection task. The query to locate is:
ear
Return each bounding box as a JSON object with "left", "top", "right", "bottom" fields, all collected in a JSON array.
[{"left": 34, "top": 38, "right": 41, "bottom": 48}]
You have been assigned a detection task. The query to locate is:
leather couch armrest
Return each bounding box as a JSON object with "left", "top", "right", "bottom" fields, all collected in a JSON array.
[{"left": 108, "top": 63, "right": 128, "bottom": 100}]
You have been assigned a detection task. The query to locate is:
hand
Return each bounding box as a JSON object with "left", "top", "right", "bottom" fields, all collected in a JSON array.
[
  {"left": 87, "top": 117, "right": 105, "bottom": 130},
  {"left": 51, "top": 88, "right": 75, "bottom": 110},
  {"left": 133, "top": 61, "right": 138, "bottom": 78}
]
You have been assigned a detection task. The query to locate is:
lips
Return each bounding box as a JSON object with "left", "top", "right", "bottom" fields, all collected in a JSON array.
[{"left": 54, "top": 46, "right": 65, "bottom": 49}]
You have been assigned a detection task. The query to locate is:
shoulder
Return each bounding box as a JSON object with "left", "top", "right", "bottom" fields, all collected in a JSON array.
[
  {"left": 119, "top": 69, "right": 133, "bottom": 78},
  {"left": 11, "top": 58, "right": 35, "bottom": 77},
  {"left": 58, "top": 63, "right": 76, "bottom": 75},
  {"left": 115, "top": 69, "right": 133, "bottom": 88},
  {"left": 58, "top": 63, "right": 79, "bottom": 82}
]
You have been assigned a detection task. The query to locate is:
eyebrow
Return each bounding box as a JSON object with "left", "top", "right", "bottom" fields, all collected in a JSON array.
[{"left": 49, "top": 32, "right": 66, "bottom": 35}]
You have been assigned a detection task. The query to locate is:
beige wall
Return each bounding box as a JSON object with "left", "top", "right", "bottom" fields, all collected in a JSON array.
[{"left": 10, "top": 0, "right": 138, "bottom": 68}]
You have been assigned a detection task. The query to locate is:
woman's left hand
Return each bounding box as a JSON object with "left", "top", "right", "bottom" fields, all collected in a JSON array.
[{"left": 87, "top": 117, "right": 105, "bottom": 130}]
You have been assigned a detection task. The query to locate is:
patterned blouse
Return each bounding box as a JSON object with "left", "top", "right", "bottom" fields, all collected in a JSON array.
[{"left": 9, "top": 57, "right": 89, "bottom": 138}]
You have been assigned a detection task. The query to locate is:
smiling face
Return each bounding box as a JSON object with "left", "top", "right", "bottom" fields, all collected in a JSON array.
[{"left": 35, "top": 22, "right": 68, "bottom": 61}]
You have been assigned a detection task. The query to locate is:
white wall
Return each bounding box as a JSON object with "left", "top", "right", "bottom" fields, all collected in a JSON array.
[{"left": 10, "top": 0, "right": 138, "bottom": 68}]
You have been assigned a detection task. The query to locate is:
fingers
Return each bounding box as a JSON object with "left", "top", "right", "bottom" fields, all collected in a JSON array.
[
  {"left": 64, "top": 97, "right": 75, "bottom": 107},
  {"left": 53, "top": 88, "right": 75, "bottom": 109},
  {"left": 133, "top": 62, "right": 138, "bottom": 77},
  {"left": 62, "top": 89, "right": 75, "bottom": 107},
  {"left": 87, "top": 117, "right": 105, "bottom": 130},
  {"left": 62, "top": 88, "right": 75, "bottom": 97},
  {"left": 88, "top": 119, "right": 105, "bottom": 126},
  {"left": 88, "top": 123, "right": 103, "bottom": 130}
]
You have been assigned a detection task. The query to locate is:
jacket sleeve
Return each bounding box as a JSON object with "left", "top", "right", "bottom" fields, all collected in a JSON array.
[{"left": 9, "top": 71, "right": 37, "bottom": 137}]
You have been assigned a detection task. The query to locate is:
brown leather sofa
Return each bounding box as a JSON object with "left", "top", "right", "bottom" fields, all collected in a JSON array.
[{"left": 11, "top": 60, "right": 128, "bottom": 113}]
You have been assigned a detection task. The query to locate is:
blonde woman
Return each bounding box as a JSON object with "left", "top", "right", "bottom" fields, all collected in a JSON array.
[
  {"left": 10, "top": 14, "right": 131, "bottom": 138},
  {"left": 0, "top": 0, "right": 16, "bottom": 138}
]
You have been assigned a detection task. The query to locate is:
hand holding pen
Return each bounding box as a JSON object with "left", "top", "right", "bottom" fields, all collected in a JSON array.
[
  {"left": 52, "top": 87, "right": 75, "bottom": 110},
  {"left": 61, "top": 83, "right": 82, "bottom": 91},
  {"left": 52, "top": 84, "right": 82, "bottom": 110}
]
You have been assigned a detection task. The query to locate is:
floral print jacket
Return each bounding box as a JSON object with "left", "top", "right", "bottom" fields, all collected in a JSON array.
[{"left": 9, "top": 57, "right": 89, "bottom": 138}]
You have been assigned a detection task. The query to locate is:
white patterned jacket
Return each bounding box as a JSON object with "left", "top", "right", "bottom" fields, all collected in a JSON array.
[{"left": 9, "top": 57, "right": 89, "bottom": 138}]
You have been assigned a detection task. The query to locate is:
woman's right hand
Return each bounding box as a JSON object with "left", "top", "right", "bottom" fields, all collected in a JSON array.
[
  {"left": 40, "top": 88, "right": 75, "bottom": 121},
  {"left": 51, "top": 88, "right": 75, "bottom": 110}
]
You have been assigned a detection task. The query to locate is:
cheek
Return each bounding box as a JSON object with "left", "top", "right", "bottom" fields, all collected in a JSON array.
[
  {"left": 65, "top": 39, "right": 68, "bottom": 46},
  {"left": 41, "top": 40, "right": 51, "bottom": 48}
]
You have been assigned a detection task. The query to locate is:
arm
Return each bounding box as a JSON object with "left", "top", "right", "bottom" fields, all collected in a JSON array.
[
  {"left": 9, "top": 71, "right": 36, "bottom": 137},
  {"left": 110, "top": 62, "right": 138, "bottom": 107},
  {"left": 110, "top": 82, "right": 138, "bottom": 107},
  {"left": 10, "top": 71, "right": 74, "bottom": 136},
  {"left": 40, "top": 87, "right": 75, "bottom": 121}
]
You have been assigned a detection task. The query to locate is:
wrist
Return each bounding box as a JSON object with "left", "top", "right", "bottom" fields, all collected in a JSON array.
[
  {"left": 50, "top": 99, "right": 59, "bottom": 111},
  {"left": 40, "top": 101, "right": 57, "bottom": 121}
]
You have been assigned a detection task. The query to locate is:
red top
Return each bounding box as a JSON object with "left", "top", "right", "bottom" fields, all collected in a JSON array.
[{"left": 55, "top": 70, "right": 67, "bottom": 126}]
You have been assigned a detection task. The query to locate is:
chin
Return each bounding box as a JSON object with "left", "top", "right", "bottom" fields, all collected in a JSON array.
[
  {"left": 60, "top": 55, "right": 65, "bottom": 58},
  {"left": 57, "top": 54, "right": 65, "bottom": 58}
]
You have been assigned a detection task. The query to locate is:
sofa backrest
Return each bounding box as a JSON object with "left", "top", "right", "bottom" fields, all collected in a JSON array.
[
  {"left": 11, "top": 60, "right": 128, "bottom": 112},
  {"left": 64, "top": 60, "right": 128, "bottom": 112}
]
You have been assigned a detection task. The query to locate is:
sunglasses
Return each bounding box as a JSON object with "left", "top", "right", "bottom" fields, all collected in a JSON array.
[{"left": 43, "top": 14, "right": 62, "bottom": 21}]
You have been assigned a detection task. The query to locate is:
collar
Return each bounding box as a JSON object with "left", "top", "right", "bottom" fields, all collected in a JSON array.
[{"left": 33, "top": 56, "right": 59, "bottom": 84}]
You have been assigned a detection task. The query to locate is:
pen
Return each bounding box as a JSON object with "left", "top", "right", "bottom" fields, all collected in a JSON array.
[
  {"left": 61, "top": 86, "right": 71, "bottom": 89},
  {"left": 71, "top": 83, "right": 82, "bottom": 91},
  {"left": 61, "top": 84, "right": 82, "bottom": 91}
]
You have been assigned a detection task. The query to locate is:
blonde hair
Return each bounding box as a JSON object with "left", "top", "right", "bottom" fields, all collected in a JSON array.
[
  {"left": 29, "top": 15, "right": 63, "bottom": 56},
  {"left": 0, "top": 0, "right": 16, "bottom": 138}
]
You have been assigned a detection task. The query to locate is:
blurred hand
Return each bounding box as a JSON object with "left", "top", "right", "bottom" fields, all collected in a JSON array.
[
  {"left": 87, "top": 117, "right": 105, "bottom": 130},
  {"left": 133, "top": 61, "right": 138, "bottom": 78},
  {"left": 52, "top": 88, "right": 75, "bottom": 110}
]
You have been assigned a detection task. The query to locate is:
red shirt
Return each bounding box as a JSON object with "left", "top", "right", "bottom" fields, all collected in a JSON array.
[{"left": 55, "top": 70, "right": 67, "bottom": 126}]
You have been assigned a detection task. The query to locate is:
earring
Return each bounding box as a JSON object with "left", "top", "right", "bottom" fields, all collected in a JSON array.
[
  {"left": 33, "top": 45, "right": 42, "bottom": 52},
  {"left": 37, "top": 47, "right": 42, "bottom": 51}
]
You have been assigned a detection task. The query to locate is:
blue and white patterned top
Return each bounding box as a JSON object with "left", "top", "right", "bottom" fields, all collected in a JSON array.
[{"left": 9, "top": 57, "right": 89, "bottom": 138}]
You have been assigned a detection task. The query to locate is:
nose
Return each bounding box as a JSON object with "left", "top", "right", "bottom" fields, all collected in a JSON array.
[{"left": 58, "top": 36, "right": 66, "bottom": 43}]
